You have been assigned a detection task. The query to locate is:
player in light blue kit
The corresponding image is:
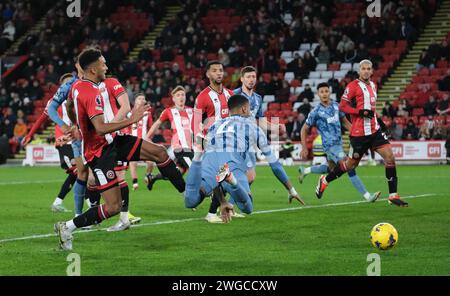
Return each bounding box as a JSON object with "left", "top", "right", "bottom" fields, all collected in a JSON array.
[
  {"left": 298, "top": 82, "right": 380, "bottom": 202},
  {"left": 46, "top": 63, "right": 88, "bottom": 216},
  {"left": 184, "top": 95, "right": 304, "bottom": 219}
]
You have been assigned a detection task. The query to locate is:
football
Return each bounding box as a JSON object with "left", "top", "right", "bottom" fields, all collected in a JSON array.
[{"left": 370, "top": 223, "right": 399, "bottom": 250}]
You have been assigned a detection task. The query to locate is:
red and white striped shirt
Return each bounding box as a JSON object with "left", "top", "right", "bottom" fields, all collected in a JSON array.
[
  {"left": 159, "top": 106, "right": 194, "bottom": 150},
  {"left": 340, "top": 79, "right": 380, "bottom": 137},
  {"left": 194, "top": 86, "right": 233, "bottom": 133},
  {"left": 131, "top": 111, "right": 153, "bottom": 141}
]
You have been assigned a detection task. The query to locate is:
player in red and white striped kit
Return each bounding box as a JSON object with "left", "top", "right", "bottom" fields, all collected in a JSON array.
[
  {"left": 316, "top": 59, "right": 408, "bottom": 207},
  {"left": 97, "top": 77, "right": 142, "bottom": 229},
  {"left": 146, "top": 86, "right": 194, "bottom": 190},
  {"left": 194, "top": 61, "right": 233, "bottom": 134},
  {"left": 129, "top": 93, "right": 155, "bottom": 191}
]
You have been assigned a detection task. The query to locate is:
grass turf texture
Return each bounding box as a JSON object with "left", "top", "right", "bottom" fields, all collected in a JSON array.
[{"left": 0, "top": 165, "right": 449, "bottom": 275}]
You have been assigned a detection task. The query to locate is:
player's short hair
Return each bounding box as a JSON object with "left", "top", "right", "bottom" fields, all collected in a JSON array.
[
  {"left": 227, "top": 94, "right": 249, "bottom": 111},
  {"left": 359, "top": 59, "right": 373, "bottom": 68},
  {"left": 240, "top": 66, "right": 257, "bottom": 77},
  {"left": 316, "top": 82, "right": 329, "bottom": 91},
  {"left": 59, "top": 73, "right": 73, "bottom": 83},
  {"left": 171, "top": 85, "right": 185, "bottom": 96},
  {"left": 78, "top": 47, "right": 102, "bottom": 70},
  {"left": 206, "top": 60, "right": 223, "bottom": 71}
]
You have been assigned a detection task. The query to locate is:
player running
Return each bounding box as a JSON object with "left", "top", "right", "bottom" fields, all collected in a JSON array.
[
  {"left": 298, "top": 82, "right": 380, "bottom": 202},
  {"left": 315, "top": 60, "right": 408, "bottom": 207},
  {"left": 54, "top": 48, "right": 186, "bottom": 250},
  {"left": 184, "top": 94, "right": 304, "bottom": 218},
  {"left": 146, "top": 86, "right": 194, "bottom": 189},
  {"left": 194, "top": 61, "right": 234, "bottom": 223},
  {"left": 21, "top": 73, "right": 78, "bottom": 212}
]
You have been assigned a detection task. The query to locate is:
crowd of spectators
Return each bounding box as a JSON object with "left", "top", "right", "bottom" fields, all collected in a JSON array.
[{"left": 0, "top": 0, "right": 447, "bottom": 158}]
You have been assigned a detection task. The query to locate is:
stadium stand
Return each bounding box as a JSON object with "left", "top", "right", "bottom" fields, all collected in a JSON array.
[{"left": 0, "top": 0, "right": 449, "bottom": 160}]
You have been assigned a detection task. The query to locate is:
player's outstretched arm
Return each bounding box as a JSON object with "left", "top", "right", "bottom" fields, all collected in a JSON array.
[
  {"left": 21, "top": 112, "right": 49, "bottom": 146},
  {"left": 91, "top": 102, "right": 149, "bottom": 135}
]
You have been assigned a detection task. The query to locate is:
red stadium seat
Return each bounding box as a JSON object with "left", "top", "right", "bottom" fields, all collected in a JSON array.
[
  {"left": 412, "top": 108, "right": 424, "bottom": 116},
  {"left": 290, "top": 79, "right": 301, "bottom": 87}
]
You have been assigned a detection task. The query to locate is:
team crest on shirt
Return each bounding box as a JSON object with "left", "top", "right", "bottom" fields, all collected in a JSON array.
[{"left": 106, "top": 170, "right": 115, "bottom": 179}]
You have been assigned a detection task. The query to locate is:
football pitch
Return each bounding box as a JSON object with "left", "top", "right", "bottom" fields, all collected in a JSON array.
[{"left": 0, "top": 165, "right": 449, "bottom": 276}]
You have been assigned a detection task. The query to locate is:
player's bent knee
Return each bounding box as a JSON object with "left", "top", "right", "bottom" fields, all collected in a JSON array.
[{"left": 184, "top": 193, "right": 200, "bottom": 209}]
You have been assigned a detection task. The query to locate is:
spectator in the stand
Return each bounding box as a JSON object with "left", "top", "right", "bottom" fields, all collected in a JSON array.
[
  {"left": 285, "top": 115, "right": 295, "bottom": 138},
  {"left": 427, "top": 39, "right": 441, "bottom": 62},
  {"left": 283, "top": 30, "right": 299, "bottom": 51},
  {"left": 29, "top": 80, "right": 43, "bottom": 101},
  {"left": 390, "top": 122, "right": 403, "bottom": 141},
  {"left": 382, "top": 101, "right": 397, "bottom": 118},
  {"left": 275, "top": 80, "right": 290, "bottom": 103},
  {"left": 255, "top": 75, "right": 268, "bottom": 97},
  {"left": 439, "top": 39, "right": 450, "bottom": 60},
  {"left": 419, "top": 121, "right": 432, "bottom": 140},
  {"left": 402, "top": 119, "right": 419, "bottom": 140},
  {"left": 397, "top": 98, "right": 412, "bottom": 117},
  {"left": 438, "top": 75, "right": 450, "bottom": 92},
  {"left": 337, "top": 35, "right": 354, "bottom": 57},
  {"left": 218, "top": 48, "right": 230, "bottom": 67},
  {"left": 437, "top": 95, "right": 449, "bottom": 115},
  {"left": 302, "top": 51, "right": 317, "bottom": 72},
  {"left": 161, "top": 45, "right": 175, "bottom": 62},
  {"left": 424, "top": 96, "right": 438, "bottom": 116},
  {"left": 356, "top": 43, "right": 369, "bottom": 62},
  {"left": 0, "top": 20, "right": 15, "bottom": 52},
  {"left": 264, "top": 53, "right": 280, "bottom": 73},
  {"left": 0, "top": 88, "right": 8, "bottom": 107},
  {"left": 297, "top": 98, "right": 312, "bottom": 118},
  {"left": 432, "top": 122, "right": 446, "bottom": 140},
  {"left": 290, "top": 113, "right": 305, "bottom": 141},
  {"left": 297, "top": 84, "right": 314, "bottom": 102},
  {"left": 267, "top": 74, "right": 282, "bottom": 95},
  {"left": 292, "top": 58, "right": 309, "bottom": 81},
  {"left": 13, "top": 118, "right": 27, "bottom": 149},
  {"left": 344, "top": 43, "right": 358, "bottom": 63},
  {"left": 416, "top": 49, "right": 435, "bottom": 71},
  {"left": 399, "top": 20, "right": 415, "bottom": 42},
  {"left": 138, "top": 44, "right": 153, "bottom": 62},
  {"left": 316, "top": 42, "right": 331, "bottom": 64},
  {"left": 44, "top": 64, "right": 59, "bottom": 84}
]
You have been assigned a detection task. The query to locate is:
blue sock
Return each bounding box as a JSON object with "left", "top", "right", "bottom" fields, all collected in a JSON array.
[
  {"left": 311, "top": 164, "right": 328, "bottom": 174},
  {"left": 348, "top": 169, "right": 368, "bottom": 196},
  {"left": 73, "top": 179, "right": 87, "bottom": 215}
]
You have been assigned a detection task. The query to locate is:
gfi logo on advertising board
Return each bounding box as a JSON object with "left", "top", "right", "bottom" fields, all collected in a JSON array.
[{"left": 427, "top": 143, "right": 441, "bottom": 157}]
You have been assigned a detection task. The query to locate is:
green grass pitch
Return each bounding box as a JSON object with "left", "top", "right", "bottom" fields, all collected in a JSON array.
[{"left": 0, "top": 165, "right": 449, "bottom": 275}]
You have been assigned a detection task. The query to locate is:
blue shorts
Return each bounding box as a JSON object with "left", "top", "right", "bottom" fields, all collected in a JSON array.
[
  {"left": 71, "top": 140, "right": 82, "bottom": 158},
  {"left": 324, "top": 145, "right": 346, "bottom": 163},
  {"left": 246, "top": 152, "right": 257, "bottom": 169}
]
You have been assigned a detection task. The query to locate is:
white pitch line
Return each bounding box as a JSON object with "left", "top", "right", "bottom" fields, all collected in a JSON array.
[
  {"left": 0, "top": 193, "right": 437, "bottom": 244},
  {"left": 0, "top": 179, "right": 64, "bottom": 186}
]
